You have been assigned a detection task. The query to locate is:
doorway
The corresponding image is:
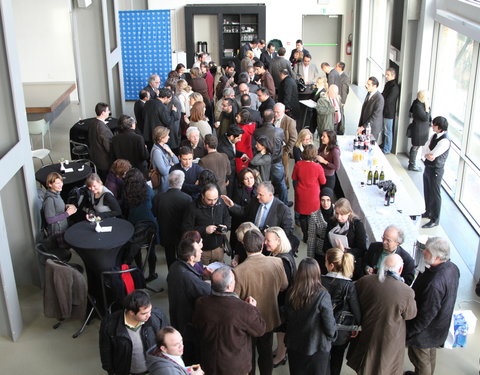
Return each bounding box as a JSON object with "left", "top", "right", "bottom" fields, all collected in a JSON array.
[{"left": 302, "top": 15, "right": 342, "bottom": 67}]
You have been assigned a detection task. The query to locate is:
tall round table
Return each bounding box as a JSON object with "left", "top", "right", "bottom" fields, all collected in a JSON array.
[
  {"left": 64, "top": 217, "right": 134, "bottom": 307},
  {"left": 35, "top": 162, "right": 92, "bottom": 200}
]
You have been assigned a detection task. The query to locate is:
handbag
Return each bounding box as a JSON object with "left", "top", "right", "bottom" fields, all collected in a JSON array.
[
  {"left": 149, "top": 164, "right": 160, "bottom": 189},
  {"left": 406, "top": 122, "right": 414, "bottom": 138},
  {"left": 332, "top": 281, "right": 359, "bottom": 345},
  {"left": 149, "top": 149, "right": 161, "bottom": 189}
]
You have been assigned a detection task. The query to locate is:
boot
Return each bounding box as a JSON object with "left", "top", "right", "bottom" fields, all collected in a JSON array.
[{"left": 408, "top": 147, "right": 421, "bottom": 171}]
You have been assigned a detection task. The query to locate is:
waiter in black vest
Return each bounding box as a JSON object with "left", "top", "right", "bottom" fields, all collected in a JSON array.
[{"left": 421, "top": 116, "right": 450, "bottom": 228}]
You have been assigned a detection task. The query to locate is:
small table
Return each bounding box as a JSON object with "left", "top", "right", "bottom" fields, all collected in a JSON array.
[
  {"left": 35, "top": 162, "right": 92, "bottom": 200},
  {"left": 64, "top": 217, "right": 134, "bottom": 305}
]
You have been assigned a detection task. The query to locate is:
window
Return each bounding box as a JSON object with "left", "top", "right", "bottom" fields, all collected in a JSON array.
[{"left": 431, "top": 25, "right": 474, "bottom": 147}]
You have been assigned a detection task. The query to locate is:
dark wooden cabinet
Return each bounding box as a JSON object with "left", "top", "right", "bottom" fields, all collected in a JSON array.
[{"left": 185, "top": 4, "right": 266, "bottom": 66}]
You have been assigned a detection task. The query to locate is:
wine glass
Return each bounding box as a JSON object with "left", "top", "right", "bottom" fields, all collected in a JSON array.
[{"left": 86, "top": 211, "right": 96, "bottom": 224}]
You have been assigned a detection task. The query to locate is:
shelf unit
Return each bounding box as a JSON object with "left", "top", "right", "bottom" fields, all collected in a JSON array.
[{"left": 185, "top": 4, "right": 266, "bottom": 65}]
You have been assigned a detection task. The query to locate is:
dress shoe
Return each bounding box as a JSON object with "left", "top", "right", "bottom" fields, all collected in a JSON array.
[
  {"left": 408, "top": 164, "right": 421, "bottom": 172},
  {"left": 287, "top": 201, "right": 294, "bottom": 208},
  {"left": 422, "top": 220, "right": 439, "bottom": 229},
  {"left": 421, "top": 212, "right": 430, "bottom": 218},
  {"left": 145, "top": 273, "right": 158, "bottom": 283},
  {"left": 403, "top": 371, "right": 415, "bottom": 375},
  {"left": 273, "top": 355, "right": 288, "bottom": 368}
]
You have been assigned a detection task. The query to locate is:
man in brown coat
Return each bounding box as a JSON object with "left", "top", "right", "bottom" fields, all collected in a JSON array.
[
  {"left": 193, "top": 266, "right": 266, "bottom": 375},
  {"left": 199, "top": 134, "right": 231, "bottom": 195},
  {"left": 273, "top": 103, "right": 297, "bottom": 189},
  {"left": 347, "top": 254, "right": 417, "bottom": 375},
  {"left": 233, "top": 229, "right": 288, "bottom": 375}
]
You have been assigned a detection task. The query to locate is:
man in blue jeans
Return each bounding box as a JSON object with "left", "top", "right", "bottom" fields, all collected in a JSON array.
[{"left": 382, "top": 68, "right": 400, "bottom": 154}]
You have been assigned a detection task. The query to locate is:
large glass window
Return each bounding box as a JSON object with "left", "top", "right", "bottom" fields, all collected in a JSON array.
[
  {"left": 431, "top": 24, "right": 480, "bottom": 231},
  {"left": 431, "top": 25, "right": 474, "bottom": 147}
]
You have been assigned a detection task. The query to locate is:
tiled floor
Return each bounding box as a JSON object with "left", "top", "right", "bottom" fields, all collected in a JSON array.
[{"left": 4, "top": 91, "right": 480, "bottom": 374}]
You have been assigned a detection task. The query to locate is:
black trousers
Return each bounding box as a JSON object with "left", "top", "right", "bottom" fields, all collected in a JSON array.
[
  {"left": 423, "top": 165, "right": 444, "bottom": 221},
  {"left": 330, "top": 342, "right": 349, "bottom": 375},
  {"left": 250, "top": 330, "right": 273, "bottom": 375},
  {"left": 288, "top": 348, "right": 330, "bottom": 375},
  {"left": 164, "top": 245, "right": 177, "bottom": 269}
]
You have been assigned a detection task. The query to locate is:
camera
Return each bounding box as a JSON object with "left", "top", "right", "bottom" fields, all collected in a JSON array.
[{"left": 215, "top": 225, "right": 227, "bottom": 233}]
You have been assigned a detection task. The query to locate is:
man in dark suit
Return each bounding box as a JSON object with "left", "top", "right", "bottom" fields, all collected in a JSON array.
[
  {"left": 217, "top": 125, "right": 245, "bottom": 196},
  {"left": 269, "top": 47, "right": 293, "bottom": 90},
  {"left": 254, "top": 111, "right": 289, "bottom": 205},
  {"left": 240, "top": 94, "right": 262, "bottom": 126},
  {"left": 289, "top": 39, "right": 310, "bottom": 63},
  {"left": 254, "top": 60, "right": 275, "bottom": 98},
  {"left": 170, "top": 146, "right": 204, "bottom": 199},
  {"left": 143, "top": 74, "right": 161, "bottom": 100},
  {"left": 153, "top": 170, "right": 192, "bottom": 268},
  {"left": 278, "top": 69, "right": 300, "bottom": 122},
  {"left": 363, "top": 225, "right": 416, "bottom": 285},
  {"left": 335, "top": 62, "right": 350, "bottom": 105},
  {"left": 111, "top": 115, "right": 149, "bottom": 176},
  {"left": 133, "top": 89, "right": 150, "bottom": 136},
  {"left": 357, "top": 76, "right": 385, "bottom": 140},
  {"left": 143, "top": 88, "right": 178, "bottom": 146},
  {"left": 88, "top": 102, "right": 113, "bottom": 180},
  {"left": 382, "top": 68, "right": 400, "bottom": 154},
  {"left": 257, "top": 87, "right": 276, "bottom": 116},
  {"left": 239, "top": 39, "right": 259, "bottom": 60},
  {"left": 321, "top": 62, "right": 341, "bottom": 88},
  {"left": 222, "top": 181, "right": 294, "bottom": 238},
  {"left": 260, "top": 43, "right": 277, "bottom": 70}
]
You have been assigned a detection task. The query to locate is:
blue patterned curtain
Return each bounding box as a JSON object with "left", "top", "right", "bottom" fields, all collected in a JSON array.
[{"left": 119, "top": 10, "right": 172, "bottom": 100}]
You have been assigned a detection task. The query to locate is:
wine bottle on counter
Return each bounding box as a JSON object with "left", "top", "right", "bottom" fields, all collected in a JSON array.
[
  {"left": 389, "top": 187, "right": 396, "bottom": 204},
  {"left": 367, "top": 170, "right": 373, "bottom": 185},
  {"left": 384, "top": 190, "right": 390, "bottom": 206},
  {"left": 379, "top": 168, "right": 385, "bottom": 182},
  {"left": 373, "top": 167, "right": 379, "bottom": 185}
]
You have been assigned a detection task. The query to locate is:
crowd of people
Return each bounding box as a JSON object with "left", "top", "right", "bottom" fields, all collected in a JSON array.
[{"left": 40, "top": 38, "right": 460, "bottom": 375}]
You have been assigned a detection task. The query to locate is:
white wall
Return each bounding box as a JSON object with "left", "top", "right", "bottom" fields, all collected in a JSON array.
[
  {"left": 148, "top": 0, "right": 354, "bottom": 66},
  {"left": 12, "top": 0, "right": 76, "bottom": 82}
]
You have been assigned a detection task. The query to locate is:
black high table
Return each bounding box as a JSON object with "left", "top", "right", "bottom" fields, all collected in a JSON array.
[
  {"left": 64, "top": 217, "right": 134, "bottom": 309},
  {"left": 35, "top": 162, "right": 92, "bottom": 200}
]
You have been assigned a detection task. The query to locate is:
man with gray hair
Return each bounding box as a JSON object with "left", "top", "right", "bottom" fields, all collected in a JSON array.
[
  {"left": 347, "top": 254, "right": 417, "bottom": 375},
  {"left": 153, "top": 170, "right": 192, "bottom": 267},
  {"left": 193, "top": 266, "right": 266, "bottom": 375},
  {"left": 144, "top": 73, "right": 160, "bottom": 99},
  {"left": 215, "top": 87, "right": 236, "bottom": 121},
  {"left": 364, "top": 225, "right": 416, "bottom": 284},
  {"left": 405, "top": 237, "right": 459, "bottom": 375}
]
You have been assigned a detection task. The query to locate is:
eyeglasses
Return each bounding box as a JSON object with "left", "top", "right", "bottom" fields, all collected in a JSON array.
[{"left": 382, "top": 236, "right": 398, "bottom": 244}]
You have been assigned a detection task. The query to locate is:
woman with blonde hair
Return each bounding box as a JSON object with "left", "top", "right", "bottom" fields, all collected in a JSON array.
[
  {"left": 189, "top": 101, "right": 212, "bottom": 138},
  {"left": 322, "top": 198, "right": 367, "bottom": 279},
  {"left": 151, "top": 126, "right": 179, "bottom": 192},
  {"left": 322, "top": 248, "right": 362, "bottom": 375},
  {"left": 285, "top": 258, "right": 336, "bottom": 374},
  {"left": 293, "top": 128, "right": 314, "bottom": 162},
  {"left": 176, "top": 79, "right": 192, "bottom": 116},
  {"left": 407, "top": 89, "right": 431, "bottom": 171},
  {"left": 264, "top": 226, "right": 297, "bottom": 368}
]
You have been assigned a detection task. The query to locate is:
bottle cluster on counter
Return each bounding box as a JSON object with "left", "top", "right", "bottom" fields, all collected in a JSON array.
[{"left": 378, "top": 180, "right": 396, "bottom": 206}]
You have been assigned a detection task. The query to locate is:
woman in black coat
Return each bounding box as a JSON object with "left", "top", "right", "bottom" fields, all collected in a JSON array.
[
  {"left": 322, "top": 198, "right": 367, "bottom": 280},
  {"left": 321, "top": 248, "right": 362, "bottom": 375},
  {"left": 408, "top": 90, "right": 432, "bottom": 171},
  {"left": 285, "top": 258, "right": 336, "bottom": 375}
]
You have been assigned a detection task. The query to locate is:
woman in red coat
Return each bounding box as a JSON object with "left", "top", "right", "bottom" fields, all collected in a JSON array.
[
  {"left": 234, "top": 109, "right": 256, "bottom": 172},
  {"left": 292, "top": 144, "right": 326, "bottom": 243}
]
